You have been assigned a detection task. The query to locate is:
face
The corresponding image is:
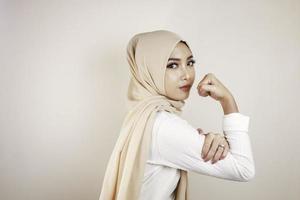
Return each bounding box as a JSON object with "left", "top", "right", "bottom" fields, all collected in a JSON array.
[{"left": 164, "top": 41, "right": 196, "bottom": 101}]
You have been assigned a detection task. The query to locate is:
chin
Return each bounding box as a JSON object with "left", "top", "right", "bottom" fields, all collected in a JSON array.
[
  {"left": 180, "top": 95, "right": 190, "bottom": 101},
  {"left": 168, "top": 93, "right": 190, "bottom": 101},
  {"left": 165, "top": 88, "right": 191, "bottom": 101}
]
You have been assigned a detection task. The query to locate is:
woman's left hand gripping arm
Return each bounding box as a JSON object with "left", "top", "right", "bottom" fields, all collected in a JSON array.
[{"left": 197, "top": 128, "right": 230, "bottom": 164}]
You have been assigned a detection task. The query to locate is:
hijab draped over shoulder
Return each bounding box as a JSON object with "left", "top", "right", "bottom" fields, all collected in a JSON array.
[{"left": 99, "top": 30, "right": 191, "bottom": 200}]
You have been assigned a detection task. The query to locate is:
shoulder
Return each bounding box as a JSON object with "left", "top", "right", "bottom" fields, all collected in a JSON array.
[
  {"left": 154, "top": 110, "right": 198, "bottom": 138},
  {"left": 153, "top": 111, "right": 204, "bottom": 163},
  {"left": 155, "top": 110, "right": 189, "bottom": 126}
]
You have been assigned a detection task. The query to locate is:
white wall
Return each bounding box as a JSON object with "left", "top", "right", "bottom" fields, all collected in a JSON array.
[{"left": 1, "top": 0, "right": 299, "bottom": 199}]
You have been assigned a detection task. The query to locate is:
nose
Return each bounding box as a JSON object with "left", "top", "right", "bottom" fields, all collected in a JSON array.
[{"left": 180, "top": 66, "right": 190, "bottom": 80}]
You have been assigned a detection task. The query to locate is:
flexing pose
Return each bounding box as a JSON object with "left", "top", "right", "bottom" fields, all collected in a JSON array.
[{"left": 99, "top": 30, "right": 255, "bottom": 200}]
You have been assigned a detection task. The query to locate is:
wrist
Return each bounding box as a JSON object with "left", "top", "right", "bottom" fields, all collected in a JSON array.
[
  {"left": 220, "top": 94, "right": 239, "bottom": 115},
  {"left": 220, "top": 93, "right": 233, "bottom": 104}
]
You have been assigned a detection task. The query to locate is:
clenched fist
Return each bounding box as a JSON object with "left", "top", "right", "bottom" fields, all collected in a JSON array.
[
  {"left": 196, "top": 73, "right": 232, "bottom": 102},
  {"left": 196, "top": 73, "right": 239, "bottom": 114}
]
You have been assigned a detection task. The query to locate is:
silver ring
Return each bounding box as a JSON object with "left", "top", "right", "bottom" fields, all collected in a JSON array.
[{"left": 218, "top": 144, "right": 225, "bottom": 149}]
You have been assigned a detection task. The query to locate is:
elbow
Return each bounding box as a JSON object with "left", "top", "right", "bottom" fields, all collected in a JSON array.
[{"left": 240, "top": 164, "right": 255, "bottom": 182}]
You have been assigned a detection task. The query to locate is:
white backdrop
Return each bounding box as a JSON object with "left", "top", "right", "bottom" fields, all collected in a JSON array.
[{"left": 1, "top": 0, "right": 299, "bottom": 199}]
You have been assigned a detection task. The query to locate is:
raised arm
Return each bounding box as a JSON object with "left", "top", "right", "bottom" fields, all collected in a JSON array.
[{"left": 151, "top": 73, "right": 255, "bottom": 181}]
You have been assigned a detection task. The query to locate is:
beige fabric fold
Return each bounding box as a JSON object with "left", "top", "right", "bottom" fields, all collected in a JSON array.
[{"left": 99, "top": 30, "right": 190, "bottom": 200}]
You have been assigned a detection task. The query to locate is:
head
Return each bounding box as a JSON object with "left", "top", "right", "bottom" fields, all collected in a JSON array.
[
  {"left": 164, "top": 41, "right": 196, "bottom": 101},
  {"left": 127, "top": 30, "right": 193, "bottom": 111}
]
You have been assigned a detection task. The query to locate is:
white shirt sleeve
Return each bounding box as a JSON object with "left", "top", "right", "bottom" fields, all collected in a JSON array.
[{"left": 156, "top": 112, "right": 255, "bottom": 182}]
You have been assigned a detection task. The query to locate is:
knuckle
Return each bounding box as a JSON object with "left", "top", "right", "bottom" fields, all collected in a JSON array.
[
  {"left": 206, "top": 135, "right": 214, "bottom": 139},
  {"left": 216, "top": 134, "right": 223, "bottom": 138}
]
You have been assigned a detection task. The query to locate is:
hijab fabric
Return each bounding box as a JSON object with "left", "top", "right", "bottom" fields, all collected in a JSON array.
[{"left": 99, "top": 30, "right": 190, "bottom": 200}]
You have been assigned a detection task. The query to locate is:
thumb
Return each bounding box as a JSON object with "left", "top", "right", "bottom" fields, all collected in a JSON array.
[{"left": 197, "top": 128, "right": 204, "bottom": 134}]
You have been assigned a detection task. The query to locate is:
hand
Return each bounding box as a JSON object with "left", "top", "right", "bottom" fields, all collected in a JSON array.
[
  {"left": 196, "top": 73, "right": 232, "bottom": 102},
  {"left": 197, "top": 128, "right": 230, "bottom": 164}
]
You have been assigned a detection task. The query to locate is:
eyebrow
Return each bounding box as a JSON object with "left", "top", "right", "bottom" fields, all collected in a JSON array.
[{"left": 168, "top": 55, "right": 194, "bottom": 61}]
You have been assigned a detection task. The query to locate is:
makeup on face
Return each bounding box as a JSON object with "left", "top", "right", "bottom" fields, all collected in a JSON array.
[
  {"left": 166, "top": 55, "right": 196, "bottom": 69},
  {"left": 164, "top": 42, "right": 196, "bottom": 100},
  {"left": 166, "top": 55, "right": 195, "bottom": 94},
  {"left": 179, "top": 85, "right": 191, "bottom": 92}
]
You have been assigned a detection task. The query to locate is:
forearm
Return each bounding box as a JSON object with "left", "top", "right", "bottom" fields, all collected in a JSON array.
[{"left": 220, "top": 94, "right": 239, "bottom": 115}]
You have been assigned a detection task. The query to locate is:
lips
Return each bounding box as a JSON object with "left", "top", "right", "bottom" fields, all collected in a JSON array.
[
  {"left": 179, "top": 84, "right": 191, "bottom": 92},
  {"left": 179, "top": 84, "right": 191, "bottom": 89}
]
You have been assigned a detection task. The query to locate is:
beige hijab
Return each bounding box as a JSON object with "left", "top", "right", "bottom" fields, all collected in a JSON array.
[{"left": 99, "top": 30, "right": 191, "bottom": 200}]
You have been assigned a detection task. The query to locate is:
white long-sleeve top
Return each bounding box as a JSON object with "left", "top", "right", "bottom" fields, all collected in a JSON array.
[{"left": 139, "top": 110, "right": 255, "bottom": 200}]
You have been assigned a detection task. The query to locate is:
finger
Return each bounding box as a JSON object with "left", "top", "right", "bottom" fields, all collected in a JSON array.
[
  {"left": 203, "top": 135, "right": 223, "bottom": 162},
  {"left": 197, "top": 128, "right": 204, "bottom": 134},
  {"left": 199, "top": 85, "right": 216, "bottom": 96},
  {"left": 221, "top": 146, "right": 229, "bottom": 160},
  {"left": 220, "top": 139, "right": 230, "bottom": 159},
  {"left": 201, "top": 133, "right": 214, "bottom": 158},
  {"left": 212, "top": 137, "right": 226, "bottom": 163},
  {"left": 197, "top": 75, "right": 212, "bottom": 97},
  {"left": 198, "top": 74, "right": 211, "bottom": 86},
  {"left": 197, "top": 85, "right": 210, "bottom": 97},
  {"left": 211, "top": 147, "right": 224, "bottom": 164},
  {"left": 198, "top": 88, "right": 209, "bottom": 97},
  {"left": 198, "top": 73, "right": 214, "bottom": 86}
]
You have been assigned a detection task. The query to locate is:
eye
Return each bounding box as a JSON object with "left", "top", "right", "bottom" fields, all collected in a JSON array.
[
  {"left": 187, "top": 59, "right": 196, "bottom": 67},
  {"left": 167, "top": 62, "right": 178, "bottom": 69}
]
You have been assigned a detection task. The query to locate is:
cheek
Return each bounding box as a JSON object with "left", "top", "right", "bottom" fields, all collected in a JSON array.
[
  {"left": 188, "top": 68, "right": 196, "bottom": 82},
  {"left": 166, "top": 70, "right": 181, "bottom": 81},
  {"left": 167, "top": 74, "right": 179, "bottom": 83},
  {"left": 165, "top": 72, "right": 180, "bottom": 92},
  {"left": 191, "top": 69, "right": 196, "bottom": 80}
]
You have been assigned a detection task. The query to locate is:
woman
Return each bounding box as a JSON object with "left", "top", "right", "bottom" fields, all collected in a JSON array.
[{"left": 99, "top": 30, "right": 255, "bottom": 200}]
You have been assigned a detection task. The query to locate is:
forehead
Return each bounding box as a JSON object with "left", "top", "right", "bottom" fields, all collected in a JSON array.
[{"left": 169, "top": 42, "right": 192, "bottom": 58}]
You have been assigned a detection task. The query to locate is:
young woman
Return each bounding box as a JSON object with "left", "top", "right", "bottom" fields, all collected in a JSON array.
[{"left": 99, "top": 30, "right": 255, "bottom": 200}]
